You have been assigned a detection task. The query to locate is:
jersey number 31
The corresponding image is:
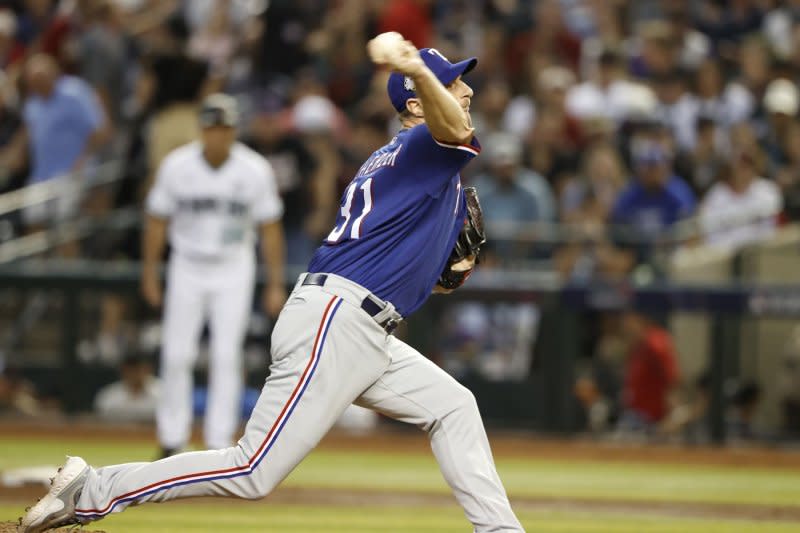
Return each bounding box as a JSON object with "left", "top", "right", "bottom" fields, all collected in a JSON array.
[{"left": 326, "top": 177, "right": 374, "bottom": 243}]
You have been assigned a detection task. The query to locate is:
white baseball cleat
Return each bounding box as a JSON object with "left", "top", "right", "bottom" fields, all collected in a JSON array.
[{"left": 18, "top": 456, "right": 89, "bottom": 533}]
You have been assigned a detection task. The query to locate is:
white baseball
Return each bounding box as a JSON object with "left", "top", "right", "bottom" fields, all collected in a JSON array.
[{"left": 367, "top": 31, "right": 405, "bottom": 65}]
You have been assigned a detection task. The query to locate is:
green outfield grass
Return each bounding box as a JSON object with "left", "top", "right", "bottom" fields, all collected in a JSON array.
[
  {"left": 1, "top": 436, "right": 799, "bottom": 508},
  {"left": 1, "top": 435, "right": 799, "bottom": 532},
  {"left": 1, "top": 503, "right": 799, "bottom": 533}
]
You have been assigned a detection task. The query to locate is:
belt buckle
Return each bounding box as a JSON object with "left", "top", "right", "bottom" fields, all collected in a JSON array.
[
  {"left": 383, "top": 318, "right": 399, "bottom": 334},
  {"left": 302, "top": 273, "right": 327, "bottom": 287}
]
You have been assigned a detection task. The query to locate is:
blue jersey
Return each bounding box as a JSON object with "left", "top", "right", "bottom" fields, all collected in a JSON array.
[
  {"left": 611, "top": 175, "right": 696, "bottom": 233},
  {"left": 308, "top": 124, "right": 480, "bottom": 317}
]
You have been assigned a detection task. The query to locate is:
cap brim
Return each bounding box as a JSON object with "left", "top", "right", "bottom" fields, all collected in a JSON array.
[
  {"left": 440, "top": 57, "right": 478, "bottom": 85},
  {"left": 199, "top": 111, "right": 237, "bottom": 128},
  {"left": 200, "top": 121, "right": 235, "bottom": 128}
]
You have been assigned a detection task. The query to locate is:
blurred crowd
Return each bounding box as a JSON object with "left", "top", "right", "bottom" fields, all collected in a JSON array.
[
  {"left": 1, "top": 0, "right": 800, "bottom": 440},
  {"left": 0, "top": 0, "right": 796, "bottom": 271}
]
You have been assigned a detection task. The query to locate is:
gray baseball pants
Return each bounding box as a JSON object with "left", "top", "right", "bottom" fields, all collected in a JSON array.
[{"left": 74, "top": 273, "right": 524, "bottom": 532}]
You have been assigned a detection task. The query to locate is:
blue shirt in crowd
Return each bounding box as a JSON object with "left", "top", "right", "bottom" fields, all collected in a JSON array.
[
  {"left": 23, "top": 76, "right": 103, "bottom": 184},
  {"left": 611, "top": 175, "right": 696, "bottom": 237}
]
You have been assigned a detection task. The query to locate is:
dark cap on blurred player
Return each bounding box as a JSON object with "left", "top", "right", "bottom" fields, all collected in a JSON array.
[{"left": 199, "top": 93, "right": 239, "bottom": 128}]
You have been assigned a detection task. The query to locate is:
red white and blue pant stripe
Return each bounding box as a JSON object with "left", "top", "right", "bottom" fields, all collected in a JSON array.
[{"left": 74, "top": 296, "right": 343, "bottom": 520}]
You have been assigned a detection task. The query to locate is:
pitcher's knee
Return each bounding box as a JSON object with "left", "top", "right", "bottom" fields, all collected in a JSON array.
[
  {"left": 244, "top": 471, "right": 279, "bottom": 500},
  {"left": 455, "top": 385, "right": 479, "bottom": 413},
  {"left": 440, "top": 385, "right": 480, "bottom": 421},
  {"left": 226, "top": 445, "right": 277, "bottom": 499}
]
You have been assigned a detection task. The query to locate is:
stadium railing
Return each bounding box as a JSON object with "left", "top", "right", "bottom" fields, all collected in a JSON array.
[{"left": 1, "top": 255, "right": 798, "bottom": 444}]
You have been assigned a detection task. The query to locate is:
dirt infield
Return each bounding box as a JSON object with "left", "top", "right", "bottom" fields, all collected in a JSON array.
[{"left": 0, "top": 521, "right": 105, "bottom": 533}]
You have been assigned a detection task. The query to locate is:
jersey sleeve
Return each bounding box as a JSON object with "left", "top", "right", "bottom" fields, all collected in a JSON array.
[
  {"left": 251, "top": 157, "right": 284, "bottom": 223},
  {"left": 398, "top": 124, "right": 481, "bottom": 194},
  {"left": 145, "top": 156, "right": 178, "bottom": 218}
]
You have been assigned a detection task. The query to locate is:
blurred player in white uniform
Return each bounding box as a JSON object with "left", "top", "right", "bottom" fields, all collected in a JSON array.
[{"left": 141, "top": 93, "right": 286, "bottom": 456}]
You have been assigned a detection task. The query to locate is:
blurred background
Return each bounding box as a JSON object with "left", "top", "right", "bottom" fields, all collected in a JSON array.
[{"left": 0, "top": 0, "right": 799, "bottom": 449}]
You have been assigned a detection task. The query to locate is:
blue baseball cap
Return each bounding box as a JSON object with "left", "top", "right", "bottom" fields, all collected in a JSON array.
[
  {"left": 631, "top": 139, "right": 670, "bottom": 166},
  {"left": 387, "top": 48, "right": 477, "bottom": 113}
]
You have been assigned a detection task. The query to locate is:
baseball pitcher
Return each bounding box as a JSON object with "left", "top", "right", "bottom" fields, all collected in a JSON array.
[{"left": 20, "top": 35, "right": 523, "bottom": 533}]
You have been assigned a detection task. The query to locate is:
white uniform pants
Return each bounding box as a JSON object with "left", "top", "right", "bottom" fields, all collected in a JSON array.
[
  {"left": 157, "top": 252, "right": 255, "bottom": 450},
  {"left": 77, "top": 274, "right": 523, "bottom": 532}
]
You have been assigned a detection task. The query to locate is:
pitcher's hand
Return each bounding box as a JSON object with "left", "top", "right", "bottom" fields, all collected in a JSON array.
[{"left": 367, "top": 32, "right": 425, "bottom": 77}]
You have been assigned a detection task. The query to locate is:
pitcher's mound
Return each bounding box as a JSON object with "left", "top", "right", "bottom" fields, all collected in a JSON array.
[{"left": 0, "top": 521, "right": 105, "bottom": 532}]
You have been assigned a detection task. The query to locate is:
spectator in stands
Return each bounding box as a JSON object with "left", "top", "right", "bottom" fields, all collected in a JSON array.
[
  {"left": 780, "top": 327, "right": 800, "bottom": 439},
  {"left": 555, "top": 145, "right": 634, "bottom": 282},
  {"left": 659, "top": 371, "right": 712, "bottom": 444},
  {"left": 94, "top": 353, "right": 159, "bottom": 423},
  {"left": 561, "top": 142, "right": 626, "bottom": 225},
  {"left": 567, "top": 48, "right": 636, "bottom": 130},
  {"left": 555, "top": 197, "right": 636, "bottom": 281},
  {"left": 630, "top": 20, "right": 680, "bottom": 80},
  {"left": 377, "top": 0, "right": 433, "bottom": 49},
  {"left": 666, "top": 5, "right": 711, "bottom": 70},
  {"left": 472, "top": 131, "right": 555, "bottom": 262},
  {"left": 0, "top": 9, "right": 24, "bottom": 70},
  {"left": 0, "top": 70, "right": 26, "bottom": 196},
  {"left": 77, "top": 0, "right": 127, "bottom": 127},
  {"left": 573, "top": 322, "right": 626, "bottom": 434},
  {"left": 18, "top": 53, "right": 108, "bottom": 232},
  {"left": 251, "top": 0, "right": 324, "bottom": 84},
  {"left": 470, "top": 78, "right": 514, "bottom": 137},
  {"left": 14, "top": 0, "right": 55, "bottom": 51},
  {"left": 618, "top": 310, "right": 680, "bottom": 433},
  {"left": 675, "top": 114, "right": 728, "bottom": 197},
  {"left": 140, "top": 13, "right": 214, "bottom": 184},
  {"left": 509, "top": 0, "right": 582, "bottom": 79},
  {"left": 305, "top": 0, "right": 378, "bottom": 109},
  {"left": 652, "top": 69, "right": 699, "bottom": 152},
  {"left": 438, "top": 300, "right": 540, "bottom": 383},
  {"left": 187, "top": 0, "right": 240, "bottom": 79},
  {"left": 693, "top": 58, "right": 754, "bottom": 127},
  {"left": 247, "top": 95, "right": 341, "bottom": 267},
  {"left": 535, "top": 65, "right": 583, "bottom": 150},
  {"left": 695, "top": 0, "right": 766, "bottom": 50},
  {"left": 774, "top": 120, "right": 800, "bottom": 221},
  {"left": 183, "top": 0, "right": 251, "bottom": 35},
  {"left": 726, "top": 380, "right": 762, "bottom": 441},
  {"left": 762, "top": 78, "right": 799, "bottom": 172},
  {"left": 610, "top": 122, "right": 696, "bottom": 249},
  {"left": 735, "top": 36, "right": 772, "bottom": 130},
  {"left": 0, "top": 365, "right": 44, "bottom": 417},
  {"left": 699, "top": 143, "right": 782, "bottom": 251},
  {"left": 527, "top": 106, "right": 580, "bottom": 185},
  {"left": 286, "top": 93, "right": 344, "bottom": 263},
  {"left": 19, "top": 0, "right": 90, "bottom": 70}
]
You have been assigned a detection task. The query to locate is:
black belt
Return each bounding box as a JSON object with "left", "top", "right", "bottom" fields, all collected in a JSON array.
[{"left": 302, "top": 273, "right": 399, "bottom": 334}]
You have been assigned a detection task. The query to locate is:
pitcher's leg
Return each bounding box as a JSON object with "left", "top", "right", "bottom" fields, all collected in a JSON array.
[
  {"left": 75, "top": 293, "right": 389, "bottom": 523},
  {"left": 205, "top": 262, "right": 254, "bottom": 449},
  {"left": 357, "top": 336, "right": 523, "bottom": 532},
  {"left": 157, "top": 262, "right": 208, "bottom": 450}
]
